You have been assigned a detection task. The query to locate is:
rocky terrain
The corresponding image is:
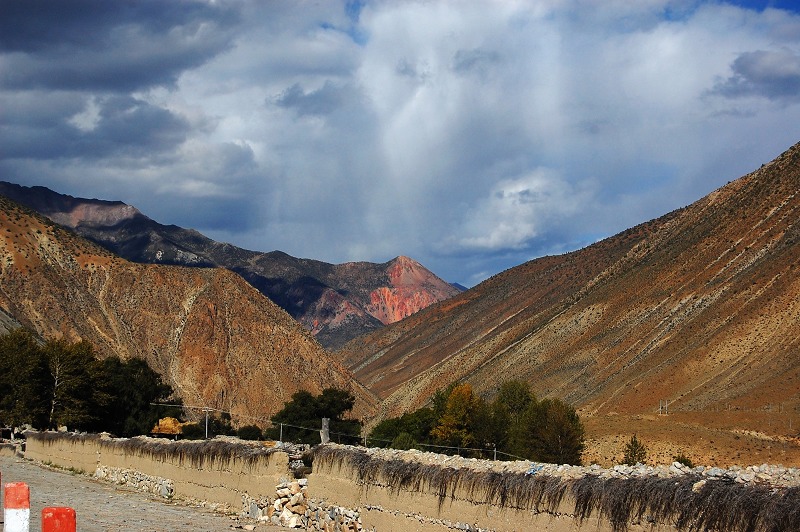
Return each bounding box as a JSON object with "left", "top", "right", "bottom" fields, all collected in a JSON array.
[
  {"left": 0, "top": 196, "right": 378, "bottom": 422},
  {"left": 338, "top": 141, "right": 800, "bottom": 467},
  {"left": 0, "top": 182, "right": 461, "bottom": 349}
]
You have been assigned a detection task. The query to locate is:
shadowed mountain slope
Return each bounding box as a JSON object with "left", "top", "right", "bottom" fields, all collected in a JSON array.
[
  {"left": 339, "top": 142, "right": 800, "bottom": 438},
  {"left": 0, "top": 182, "right": 462, "bottom": 350},
  {"left": 0, "top": 196, "right": 378, "bottom": 423}
]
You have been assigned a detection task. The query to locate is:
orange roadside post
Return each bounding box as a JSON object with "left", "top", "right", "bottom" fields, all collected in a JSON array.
[
  {"left": 42, "top": 507, "right": 77, "bottom": 532},
  {"left": 4, "top": 482, "right": 30, "bottom": 532}
]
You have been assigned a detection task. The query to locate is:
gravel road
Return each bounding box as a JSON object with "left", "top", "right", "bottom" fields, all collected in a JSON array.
[{"left": 0, "top": 455, "right": 268, "bottom": 531}]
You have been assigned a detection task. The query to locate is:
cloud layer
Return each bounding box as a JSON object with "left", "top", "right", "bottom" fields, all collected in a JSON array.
[{"left": 2, "top": 0, "right": 799, "bottom": 285}]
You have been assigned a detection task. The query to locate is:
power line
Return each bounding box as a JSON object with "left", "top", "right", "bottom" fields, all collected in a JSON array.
[{"left": 150, "top": 404, "right": 528, "bottom": 460}]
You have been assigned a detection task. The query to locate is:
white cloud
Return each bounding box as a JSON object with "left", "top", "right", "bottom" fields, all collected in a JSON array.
[{"left": 452, "top": 169, "right": 595, "bottom": 252}]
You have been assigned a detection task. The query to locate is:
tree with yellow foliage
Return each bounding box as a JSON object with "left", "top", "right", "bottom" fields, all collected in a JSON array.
[{"left": 430, "top": 383, "right": 479, "bottom": 449}]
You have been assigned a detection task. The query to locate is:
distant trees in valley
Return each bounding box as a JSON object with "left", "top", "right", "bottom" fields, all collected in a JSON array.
[
  {"left": 368, "top": 380, "right": 586, "bottom": 465},
  {"left": 264, "top": 388, "right": 361, "bottom": 444},
  {"left": 0, "top": 327, "right": 584, "bottom": 462},
  {"left": 0, "top": 328, "right": 179, "bottom": 436}
]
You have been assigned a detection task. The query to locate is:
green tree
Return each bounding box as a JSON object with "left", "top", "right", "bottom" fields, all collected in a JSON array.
[
  {"left": 367, "top": 407, "right": 437, "bottom": 448},
  {"left": 495, "top": 380, "right": 534, "bottom": 421},
  {"left": 237, "top": 424, "right": 263, "bottom": 441},
  {"left": 208, "top": 412, "right": 235, "bottom": 437},
  {"left": 368, "top": 417, "right": 403, "bottom": 447},
  {"left": 471, "top": 395, "right": 504, "bottom": 457},
  {"left": 0, "top": 329, "right": 49, "bottom": 428},
  {"left": 623, "top": 434, "right": 647, "bottom": 465},
  {"left": 493, "top": 380, "right": 535, "bottom": 455},
  {"left": 391, "top": 432, "right": 417, "bottom": 450},
  {"left": 265, "top": 388, "right": 360, "bottom": 444},
  {"left": 399, "top": 407, "right": 437, "bottom": 445},
  {"left": 181, "top": 422, "right": 205, "bottom": 440},
  {"left": 430, "top": 383, "right": 479, "bottom": 451},
  {"left": 92, "top": 357, "right": 178, "bottom": 436},
  {"left": 0, "top": 329, "right": 177, "bottom": 434},
  {"left": 516, "top": 398, "right": 585, "bottom": 465},
  {"left": 43, "top": 338, "right": 98, "bottom": 429}
]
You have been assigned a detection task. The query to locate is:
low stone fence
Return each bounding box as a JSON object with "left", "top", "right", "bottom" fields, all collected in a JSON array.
[
  {"left": 308, "top": 445, "right": 800, "bottom": 532},
  {"left": 22, "top": 434, "right": 800, "bottom": 531},
  {"left": 0, "top": 442, "right": 18, "bottom": 458},
  {"left": 24, "top": 432, "right": 288, "bottom": 509}
]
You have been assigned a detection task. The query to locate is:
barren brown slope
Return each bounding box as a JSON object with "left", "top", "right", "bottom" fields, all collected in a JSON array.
[
  {"left": 0, "top": 181, "right": 462, "bottom": 350},
  {"left": 0, "top": 197, "right": 378, "bottom": 423},
  {"left": 339, "top": 142, "right": 800, "bottom": 465}
]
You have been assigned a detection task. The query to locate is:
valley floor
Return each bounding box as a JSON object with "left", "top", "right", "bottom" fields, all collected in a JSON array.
[{"left": 583, "top": 411, "right": 800, "bottom": 468}]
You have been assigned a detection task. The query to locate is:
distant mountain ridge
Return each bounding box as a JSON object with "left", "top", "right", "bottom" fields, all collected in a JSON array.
[
  {"left": 337, "top": 141, "right": 800, "bottom": 464},
  {"left": 0, "top": 196, "right": 379, "bottom": 422},
  {"left": 0, "top": 182, "right": 462, "bottom": 349}
]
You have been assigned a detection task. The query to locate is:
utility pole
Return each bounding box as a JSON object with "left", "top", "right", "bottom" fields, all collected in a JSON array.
[
  {"left": 320, "top": 418, "right": 330, "bottom": 444},
  {"left": 203, "top": 407, "right": 211, "bottom": 439}
]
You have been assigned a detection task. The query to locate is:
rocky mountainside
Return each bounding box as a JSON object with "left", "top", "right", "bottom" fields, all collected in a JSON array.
[
  {"left": 0, "top": 182, "right": 462, "bottom": 350},
  {"left": 338, "top": 142, "right": 800, "bottom": 465},
  {"left": 0, "top": 196, "right": 378, "bottom": 423}
]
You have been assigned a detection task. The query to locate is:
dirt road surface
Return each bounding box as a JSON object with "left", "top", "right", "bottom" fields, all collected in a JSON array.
[{"left": 0, "top": 455, "right": 268, "bottom": 531}]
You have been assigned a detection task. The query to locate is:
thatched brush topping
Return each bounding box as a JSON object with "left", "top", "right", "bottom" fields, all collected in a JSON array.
[
  {"left": 310, "top": 444, "right": 567, "bottom": 513},
  {"left": 26, "top": 432, "right": 280, "bottom": 469},
  {"left": 99, "top": 437, "right": 280, "bottom": 469},
  {"left": 26, "top": 431, "right": 100, "bottom": 445},
  {"left": 310, "top": 445, "right": 800, "bottom": 532}
]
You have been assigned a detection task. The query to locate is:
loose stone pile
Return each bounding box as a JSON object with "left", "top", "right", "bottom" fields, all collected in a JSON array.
[
  {"left": 242, "top": 479, "right": 368, "bottom": 531},
  {"left": 95, "top": 465, "right": 174, "bottom": 498}
]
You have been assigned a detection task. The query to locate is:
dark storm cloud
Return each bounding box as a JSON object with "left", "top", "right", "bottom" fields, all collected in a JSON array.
[
  {"left": 712, "top": 50, "right": 800, "bottom": 102},
  {"left": 274, "top": 81, "right": 351, "bottom": 117},
  {"left": 0, "top": 0, "right": 239, "bottom": 92},
  {"left": 1, "top": 94, "right": 190, "bottom": 159}
]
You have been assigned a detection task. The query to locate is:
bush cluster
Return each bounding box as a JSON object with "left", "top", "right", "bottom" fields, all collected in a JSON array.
[{"left": 368, "top": 381, "right": 585, "bottom": 465}]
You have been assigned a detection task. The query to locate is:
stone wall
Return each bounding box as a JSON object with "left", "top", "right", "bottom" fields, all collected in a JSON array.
[
  {"left": 25, "top": 432, "right": 288, "bottom": 509},
  {"left": 309, "top": 446, "right": 619, "bottom": 532},
  {"left": 0, "top": 442, "right": 18, "bottom": 458},
  {"left": 307, "top": 445, "right": 800, "bottom": 532},
  {"left": 23, "top": 434, "right": 800, "bottom": 531}
]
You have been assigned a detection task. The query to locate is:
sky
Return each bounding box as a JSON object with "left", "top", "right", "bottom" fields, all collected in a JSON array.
[{"left": 1, "top": 1, "right": 799, "bottom": 287}]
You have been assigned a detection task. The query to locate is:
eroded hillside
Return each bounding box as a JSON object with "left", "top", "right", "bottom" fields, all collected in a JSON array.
[
  {"left": 339, "top": 142, "right": 800, "bottom": 466},
  {"left": 0, "top": 198, "right": 378, "bottom": 423},
  {"left": 0, "top": 182, "right": 462, "bottom": 349}
]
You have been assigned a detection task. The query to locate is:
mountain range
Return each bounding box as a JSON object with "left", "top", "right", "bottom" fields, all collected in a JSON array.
[
  {"left": 0, "top": 181, "right": 461, "bottom": 350},
  {"left": 0, "top": 197, "right": 378, "bottom": 423},
  {"left": 2, "top": 140, "right": 799, "bottom": 467}
]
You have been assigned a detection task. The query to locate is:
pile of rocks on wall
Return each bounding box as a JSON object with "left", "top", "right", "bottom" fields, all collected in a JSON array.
[
  {"left": 243, "top": 479, "right": 367, "bottom": 531},
  {"left": 359, "top": 446, "right": 800, "bottom": 488}
]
